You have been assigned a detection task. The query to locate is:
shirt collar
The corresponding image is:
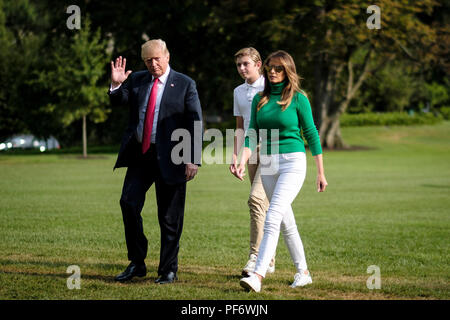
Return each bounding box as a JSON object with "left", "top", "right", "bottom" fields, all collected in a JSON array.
[
  {"left": 245, "top": 75, "right": 264, "bottom": 88},
  {"left": 152, "top": 65, "right": 171, "bottom": 84}
]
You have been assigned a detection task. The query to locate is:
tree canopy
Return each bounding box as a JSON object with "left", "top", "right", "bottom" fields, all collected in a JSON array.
[{"left": 1, "top": 0, "right": 448, "bottom": 149}]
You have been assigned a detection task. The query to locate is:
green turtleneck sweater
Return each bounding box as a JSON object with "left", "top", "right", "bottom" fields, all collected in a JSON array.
[{"left": 244, "top": 81, "right": 322, "bottom": 156}]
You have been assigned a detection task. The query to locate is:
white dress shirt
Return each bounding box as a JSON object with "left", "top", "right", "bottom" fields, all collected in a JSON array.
[
  {"left": 111, "top": 66, "right": 171, "bottom": 143},
  {"left": 233, "top": 75, "right": 265, "bottom": 133}
]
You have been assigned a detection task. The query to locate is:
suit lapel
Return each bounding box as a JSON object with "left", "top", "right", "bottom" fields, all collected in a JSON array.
[
  {"left": 137, "top": 72, "right": 152, "bottom": 111},
  {"left": 158, "top": 69, "right": 176, "bottom": 119}
]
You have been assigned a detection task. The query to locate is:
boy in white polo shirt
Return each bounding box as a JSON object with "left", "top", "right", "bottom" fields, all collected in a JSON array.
[{"left": 230, "top": 47, "right": 275, "bottom": 276}]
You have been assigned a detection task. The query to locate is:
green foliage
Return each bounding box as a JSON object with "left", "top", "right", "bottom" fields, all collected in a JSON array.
[
  {"left": 424, "top": 80, "right": 450, "bottom": 110},
  {"left": 204, "top": 118, "right": 235, "bottom": 136},
  {"left": 37, "top": 17, "right": 110, "bottom": 127},
  {"left": 0, "top": 0, "right": 448, "bottom": 147},
  {"left": 340, "top": 112, "right": 443, "bottom": 127},
  {"left": 440, "top": 107, "right": 450, "bottom": 120},
  {"left": 0, "top": 0, "right": 51, "bottom": 140},
  {"left": 348, "top": 61, "right": 423, "bottom": 113}
]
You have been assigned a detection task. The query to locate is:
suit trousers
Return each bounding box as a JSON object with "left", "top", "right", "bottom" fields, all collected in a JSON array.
[
  {"left": 253, "top": 152, "right": 308, "bottom": 278},
  {"left": 119, "top": 143, "right": 186, "bottom": 275}
]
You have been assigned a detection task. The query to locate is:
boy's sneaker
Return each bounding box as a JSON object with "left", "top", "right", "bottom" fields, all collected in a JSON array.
[
  {"left": 240, "top": 272, "right": 261, "bottom": 292},
  {"left": 290, "top": 270, "right": 312, "bottom": 288},
  {"left": 242, "top": 254, "right": 257, "bottom": 276}
]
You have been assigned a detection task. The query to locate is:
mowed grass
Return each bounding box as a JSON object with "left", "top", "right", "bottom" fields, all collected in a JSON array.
[{"left": 0, "top": 122, "right": 449, "bottom": 300}]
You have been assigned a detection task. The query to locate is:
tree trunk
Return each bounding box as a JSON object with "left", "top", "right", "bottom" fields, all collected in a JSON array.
[
  {"left": 313, "top": 53, "right": 347, "bottom": 149},
  {"left": 313, "top": 48, "right": 374, "bottom": 149},
  {"left": 320, "top": 111, "right": 348, "bottom": 149},
  {"left": 82, "top": 114, "right": 87, "bottom": 159}
]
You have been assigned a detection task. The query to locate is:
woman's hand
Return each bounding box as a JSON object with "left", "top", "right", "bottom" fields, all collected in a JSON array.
[
  {"left": 231, "top": 147, "right": 251, "bottom": 180},
  {"left": 229, "top": 154, "right": 237, "bottom": 175},
  {"left": 233, "top": 163, "right": 246, "bottom": 181},
  {"left": 313, "top": 154, "right": 327, "bottom": 192},
  {"left": 316, "top": 174, "right": 328, "bottom": 192}
]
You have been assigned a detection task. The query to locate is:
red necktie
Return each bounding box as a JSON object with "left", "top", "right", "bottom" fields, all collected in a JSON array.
[{"left": 142, "top": 78, "right": 159, "bottom": 154}]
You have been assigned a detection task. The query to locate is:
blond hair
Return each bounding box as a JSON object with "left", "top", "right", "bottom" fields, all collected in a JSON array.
[
  {"left": 141, "top": 39, "right": 170, "bottom": 60},
  {"left": 257, "top": 50, "right": 306, "bottom": 112},
  {"left": 234, "top": 47, "right": 262, "bottom": 63},
  {"left": 234, "top": 47, "right": 262, "bottom": 73}
]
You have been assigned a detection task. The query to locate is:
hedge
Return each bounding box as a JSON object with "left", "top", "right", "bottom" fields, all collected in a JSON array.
[
  {"left": 340, "top": 112, "right": 443, "bottom": 127},
  {"left": 205, "top": 111, "right": 447, "bottom": 133}
]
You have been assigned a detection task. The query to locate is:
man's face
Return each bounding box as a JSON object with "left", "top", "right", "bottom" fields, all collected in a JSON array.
[
  {"left": 236, "top": 56, "right": 261, "bottom": 81},
  {"left": 143, "top": 46, "right": 170, "bottom": 78}
]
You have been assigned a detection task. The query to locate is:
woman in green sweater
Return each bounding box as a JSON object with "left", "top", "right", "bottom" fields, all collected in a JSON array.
[{"left": 234, "top": 50, "right": 328, "bottom": 292}]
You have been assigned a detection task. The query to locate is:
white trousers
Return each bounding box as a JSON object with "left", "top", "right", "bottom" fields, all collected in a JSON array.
[{"left": 254, "top": 152, "right": 308, "bottom": 278}]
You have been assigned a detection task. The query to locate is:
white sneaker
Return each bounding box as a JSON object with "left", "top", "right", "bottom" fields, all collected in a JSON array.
[
  {"left": 242, "top": 254, "right": 257, "bottom": 276},
  {"left": 290, "top": 270, "right": 312, "bottom": 288},
  {"left": 267, "top": 260, "right": 275, "bottom": 274},
  {"left": 240, "top": 272, "right": 261, "bottom": 292}
]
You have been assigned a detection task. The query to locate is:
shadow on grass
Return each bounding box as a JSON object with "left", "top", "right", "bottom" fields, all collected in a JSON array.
[
  {"left": 0, "top": 269, "right": 117, "bottom": 283},
  {"left": 0, "top": 258, "right": 249, "bottom": 292},
  {"left": 224, "top": 274, "right": 243, "bottom": 280},
  {"left": 0, "top": 258, "right": 160, "bottom": 284}
]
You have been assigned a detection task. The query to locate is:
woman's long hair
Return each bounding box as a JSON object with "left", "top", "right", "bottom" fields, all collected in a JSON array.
[{"left": 256, "top": 50, "right": 305, "bottom": 112}]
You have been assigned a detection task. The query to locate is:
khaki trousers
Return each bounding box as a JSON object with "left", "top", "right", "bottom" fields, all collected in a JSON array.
[{"left": 247, "top": 151, "right": 271, "bottom": 259}]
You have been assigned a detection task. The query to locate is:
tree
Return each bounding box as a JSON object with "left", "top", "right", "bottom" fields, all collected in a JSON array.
[
  {"left": 0, "top": 0, "right": 54, "bottom": 141},
  {"left": 229, "top": 0, "right": 439, "bottom": 148},
  {"left": 37, "top": 18, "right": 110, "bottom": 158},
  {"left": 163, "top": 0, "right": 441, "bottom": 148},
  {"left": 0, "top": 0, "right": 20, "bottom": 140},
  {"left": 348, "top": 61, "right": 422, "bottom": 114},
  {"left": 301, "top": 0, "right": 438, "bottom": 148},
  {"left": 15, "top": 0, "right": 444, "bottom": 149}
]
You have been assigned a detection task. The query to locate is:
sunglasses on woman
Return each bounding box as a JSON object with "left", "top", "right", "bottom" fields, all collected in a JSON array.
[{"left": 264, "top": 65, "right": 284, "bottom": 73}]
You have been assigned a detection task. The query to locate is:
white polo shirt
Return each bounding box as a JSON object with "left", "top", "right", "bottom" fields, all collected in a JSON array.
[{"left": 233, "top": 75, "right": 265, "bottom": 133}]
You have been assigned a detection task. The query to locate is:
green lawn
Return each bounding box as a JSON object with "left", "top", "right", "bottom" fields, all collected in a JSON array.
[{"left": 0, "top": 122, "right": 449, "bottom": 300}]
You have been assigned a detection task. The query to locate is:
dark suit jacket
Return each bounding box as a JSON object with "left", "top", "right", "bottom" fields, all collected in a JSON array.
[{"left": 109, "top": 68, "right": 203, "bottom": 185}]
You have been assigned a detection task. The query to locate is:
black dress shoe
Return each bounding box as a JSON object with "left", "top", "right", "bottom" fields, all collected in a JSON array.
[
  {"left": 114, "top": 262, "right": 146, "bottom": 282},
  {"left": 155, "top": 271, "right": 178, "bottom": 284}
]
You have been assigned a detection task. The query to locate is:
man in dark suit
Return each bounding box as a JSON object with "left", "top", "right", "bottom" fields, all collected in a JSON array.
[{"left": 109, "top": 39, "right": 202, "bottom": 284}]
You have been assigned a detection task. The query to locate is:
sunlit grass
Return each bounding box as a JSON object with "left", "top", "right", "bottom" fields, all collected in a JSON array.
[{"left": 0, "top": 122, "right": 449, "bottom": 299}]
